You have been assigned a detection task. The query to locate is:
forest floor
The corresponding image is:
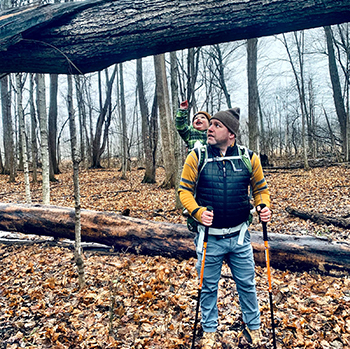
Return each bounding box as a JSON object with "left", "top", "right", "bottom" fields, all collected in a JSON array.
[{"left": 0, "top": 164, "right": 349, "bottom": 348}]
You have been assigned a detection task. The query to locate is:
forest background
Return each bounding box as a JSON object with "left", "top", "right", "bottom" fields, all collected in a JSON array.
[
  {"left": 0, "top": 0, "right": 350, "bottom": 348},
  {"left": 1, "top": 19, "right": 349, "bottom": 191}
]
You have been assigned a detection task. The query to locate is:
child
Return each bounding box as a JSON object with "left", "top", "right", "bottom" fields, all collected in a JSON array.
[{"left": 175, "top": 100, "right": 211, "bottom": 152}]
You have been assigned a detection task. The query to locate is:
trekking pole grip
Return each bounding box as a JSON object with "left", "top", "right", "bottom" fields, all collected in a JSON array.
[
  {"left": 204, "top": 206, "right": 214, "bottom": 240},
  {"left": 258, "top": 203, "right": 268, "bottom": 241}
]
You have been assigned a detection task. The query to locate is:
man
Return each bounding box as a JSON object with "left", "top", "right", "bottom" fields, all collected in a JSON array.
[{"left": 178, "top": 108, "right": 271, "bottom": 348}]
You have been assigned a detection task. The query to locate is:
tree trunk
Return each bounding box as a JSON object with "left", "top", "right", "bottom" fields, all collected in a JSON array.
[
  {"left": 210, "top": 44, "right": 233, "bottom": 110},
  {"left": 170, "top": 51, "right": 183, "bottom": 209},
  {"left": 153, "top": 54, "right": 176, "bottom": 189},
  {"left": 119, "top": 63, "right": 128, "bottom": 179},
  {"left": 186, "top": 47, "right": 199, "bottom": 113},
  {"left": 101, "top": 68, "right": 115, "bottom": 169},
  {"left": 324, "top": 25, "right": 348, "bottom": 156},
  {"left": 75, "top": 75, "right": 88, "bottom": 169},
  {"left": 247, "top": 38, "right": 259, "bottom": 153},
  {"left": 0, "top": 203, "right": 349, "bottom": 276},
  {"left": 91, "top": 66, "right": 117, "bottom": 168},
  {"left": 1, "top": 75, "right": 16, "bottom": 181},
  {"left": 29, "top": 74, "right": 38, "bottom": 183},
  {"left": 48, "top": 73, "right": 59, "bottom": 178},
  {"left": 67, "top": 74, "right": 86, "bottom": 289},
  {"left": 36, "top": 73, "right": 50, "bottom": 204},
  {"left": 16, "top": 73, "right": 32, "bottom": 204},
  {"left": 286, "top": 206, "right": 350, "bottom": 229},
  {"left": 137, "top": 58, "right": 156, "bottom": 184},
  {"left": 1, "top": 0, "right": 349, "bottom": 75},
  {"left": 281, "top": 33, "right": 310, "bottom": 170}
]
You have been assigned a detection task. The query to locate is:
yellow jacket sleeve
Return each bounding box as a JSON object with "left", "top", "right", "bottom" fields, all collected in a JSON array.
[
  {"left": 178, "top": 150, "right": 207, "bottom": 223},
  {"left": 250, "top": 153, "right": 271, "bottom": 208}
]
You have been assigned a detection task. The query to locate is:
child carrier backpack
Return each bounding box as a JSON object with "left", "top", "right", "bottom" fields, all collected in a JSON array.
[{"left": 195, "top": 144, "right": 253, "bottom": 176}]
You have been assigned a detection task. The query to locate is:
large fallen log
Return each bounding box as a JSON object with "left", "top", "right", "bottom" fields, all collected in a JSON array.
[
  {"left": 1, "top": 0, "right": 350, "bottom": 74},
  {"left": 0, "top": 203, "right": 349, "bottom": 276},
  {"left": 286, "top": 206, "right": 350, "bottom": 229}
]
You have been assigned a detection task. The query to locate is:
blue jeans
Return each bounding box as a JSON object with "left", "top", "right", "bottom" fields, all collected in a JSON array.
[{"left": 194, "top": 230, "right": 260, "bottom": 332}]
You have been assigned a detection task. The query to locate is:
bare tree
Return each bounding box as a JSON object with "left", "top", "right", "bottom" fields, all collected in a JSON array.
[
  {"left": 153, "top": 54, "right": 176, "bottom": 188},
  {"left": 29, "top": 74, "right": 38, "bottom": 183},
  {"left": 67, "top": 74, "right": 85, "bottom": 289},
  {"left": 206, "top": 44, "right": 239, "bottom": 109},
  {"left": 137, "top": 58, "right": 158, "bottom": 183},
  {"left": 186, "top": 48, "right": 201, "bottom": 113},
  {"left": 91, "top": 66, "right": 118, "bottom": 168},
  {"left": 16, "top": 73, "right": 31, "bottom": 204},
  {"left": 324, "top": 25, "right": 348, "bottom": 159},
  {"left": 333, "top": 23, "right": 350, "bottom": 160},
  {"left": 36, "top": 73, "right": 50, "bottom": 204},
  {"left": 48, "top": 74, "right": 59, "bottom": 179},
  {"left": 170, "top": 51, "right": 183, "bottom": 209},
  {"left": 1, "top": 75, "right": 16, "bottom": 181},
  {"left": 247, "top": 38, "right": 259, "bottom": 152},
  {"left": 75, "top": 75, "right": 89, "bottom": 169},
  {"left": 281, "top": 32, "right": 310, "bottom": 170},
  {"left": 119, "top": 63, "right": 128, "bottom": 179}
]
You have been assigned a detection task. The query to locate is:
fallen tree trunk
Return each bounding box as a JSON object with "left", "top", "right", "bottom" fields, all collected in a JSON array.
[
  {"left": 286, "top": 206, "right": 350, "bottom": 229},
  {"left": 0, "top": 203, "right": 349, "bottom": 276},
  {"left": 1, "top": 0, "right": 350, "bottom": 74}
]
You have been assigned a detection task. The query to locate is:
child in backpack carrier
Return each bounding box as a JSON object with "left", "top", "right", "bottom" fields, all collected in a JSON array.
[
  {"left": 176, "top": 100, "right": 212, "bottom": 217},
  {"left": 175, "top": 100, "right": 211, "bottom": 153}
]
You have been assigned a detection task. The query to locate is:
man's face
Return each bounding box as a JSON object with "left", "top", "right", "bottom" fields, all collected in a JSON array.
[
  {"left": 192, "top": 113, "right": 209, "bottom": 131},
  {"left": 207, "top": 119, "right": 233, "bottom": 148}
]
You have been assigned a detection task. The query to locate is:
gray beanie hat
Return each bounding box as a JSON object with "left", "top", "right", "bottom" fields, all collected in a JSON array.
[{"left": 211, "top": 107, "right": 240, "bottom": 135}]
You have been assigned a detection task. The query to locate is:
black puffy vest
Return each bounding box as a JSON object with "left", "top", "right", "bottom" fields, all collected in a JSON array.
[{"left": 196, "top": 144, "right": 251, "bottom": 228}]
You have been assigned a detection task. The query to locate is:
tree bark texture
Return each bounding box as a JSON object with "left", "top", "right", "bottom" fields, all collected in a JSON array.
[
  {"left": 247, "top": 38, "right": 259, "bottom": 153},
  {"left": 1, "top": 0, "right": 350, "bottom": 74},
  {"left": 154, "top": 54, "right": 176, "bottom": 188},
  {"left": 48, "top": 74, "right": 59, "bottom": 176},
  {"left": 29, "top": 75, "right": 38, "bottom": 182},
  {"left": 0, "top": 75, "right": 16, "bottom": 180},
  {"left": 16, "top": 73, "right": 32, "bottom": 204},
  {"left": 67, "top": 74, "right": 86, "bottom": 288},
  {"left": 0, "top": 203, "right": 349, "bottom": 276},
  {"left": 36, "top": 73, "right": 50, "bottom": 204},
  {"left": 137, "top": 58, "right": 156, "bottom": 184}
]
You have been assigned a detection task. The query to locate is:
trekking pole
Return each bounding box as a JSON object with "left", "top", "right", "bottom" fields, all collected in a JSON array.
[
  {"left": 191, "top": 206, "right": 213, "bottom": 349},
  {"left": 259, "top": 205, "right": 277, "bottom": 349}
]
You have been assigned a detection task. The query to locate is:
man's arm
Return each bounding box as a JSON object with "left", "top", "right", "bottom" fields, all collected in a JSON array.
[
  {"left": 250, "top": 153, "right": 271, "bottom": 208},
  {"left": 178, "top": 150, "right": 207, "bottom": 223}
]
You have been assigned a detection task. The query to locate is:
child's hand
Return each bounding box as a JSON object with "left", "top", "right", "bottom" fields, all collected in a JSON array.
[{"left": 180, "top": 100, "right": 188, "bottom": 110}]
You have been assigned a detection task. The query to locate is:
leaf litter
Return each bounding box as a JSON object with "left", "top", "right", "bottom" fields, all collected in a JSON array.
[{"left": 0, "top": 165, "right": 349, "bottom": 348}]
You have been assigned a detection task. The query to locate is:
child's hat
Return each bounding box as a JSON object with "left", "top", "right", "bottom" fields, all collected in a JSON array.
[{"left": 192, "top": 111, "right": 211, "bottom": 123}]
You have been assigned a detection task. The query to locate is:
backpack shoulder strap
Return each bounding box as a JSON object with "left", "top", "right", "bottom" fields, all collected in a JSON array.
[
  {"left": 238, "top": 145, "right": 253, "bottom": 174},
  {"left": 194, "top": 145, "right": 207, "bottom": 174}
]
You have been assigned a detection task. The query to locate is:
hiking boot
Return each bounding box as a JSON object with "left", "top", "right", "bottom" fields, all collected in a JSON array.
[
  {"left": 201, "top": 332, "right": 217, "bottom": 349},
  {"left": 244, "top": 327, "right": 261, "bottom": 346}
]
